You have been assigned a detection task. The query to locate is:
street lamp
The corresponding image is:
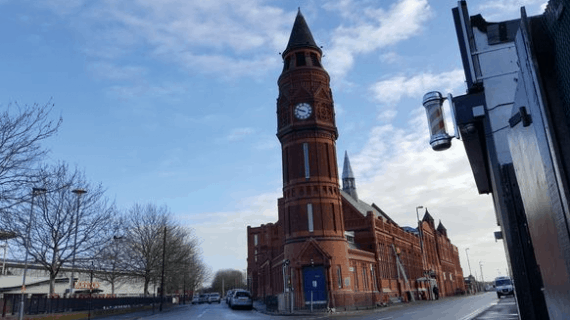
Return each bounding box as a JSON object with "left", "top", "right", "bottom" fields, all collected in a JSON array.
[
  {"left": 19, "top": 187, "right": 47, "bottom": 320},
  {"left": 415, "top": 206, "right": 426, "bottom": 274},
  {"left": 479, "top": 261, "right": 485, "bottom": 288},
  {"left": 465, "top": 248, "right": 473, "bottom": 294},
  {"left": 465, "top": 248, "right": 473, "bottom": 276},
  {"left": 69, "top": 188, "right": 87, "bottom": 295}
]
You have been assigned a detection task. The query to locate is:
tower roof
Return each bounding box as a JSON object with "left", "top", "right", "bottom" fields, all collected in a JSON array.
[
  {"left": 342, "top": 151, "right": 355, "bottom": 179},
  {"left": 422, "top": 208, "right": 435, "bottom": 223},
  {"left": 283, "top": 9, "right": 322, "bottom": 57},
  {"left": 437, "top": 220, "right": 447, "bottom": 232}
]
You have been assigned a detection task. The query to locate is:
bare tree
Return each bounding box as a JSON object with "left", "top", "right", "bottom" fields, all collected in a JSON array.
[
  {"left": 0, "top": 102, "right": 61, "bottom": 210},
  {"left": 121, "top": 203, "right": 209, "bottom": 296},
  {"left": 122, "top": 203, "right": 169, "bottom": 296},
  {"left": 210, "top": 269, "right": 245, "bottom": 293},
  {"left": 1, "top": 163, "right": 115, "bottom": 294},
  {"left": 92, "top": 217, "right": 128, "bottom": 295}
]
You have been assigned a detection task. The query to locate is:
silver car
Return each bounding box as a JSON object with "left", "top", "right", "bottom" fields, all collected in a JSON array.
[
  {"left": 229, "top": 290, "right": 253, "bottom": 310},
  {"left": 208, "top": 292, "right": 221, "bottom": 303}
]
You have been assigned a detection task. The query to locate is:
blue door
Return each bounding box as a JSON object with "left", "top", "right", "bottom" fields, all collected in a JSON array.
[{"left": 303, "top": 266, "right": 327, "bottom": 305}]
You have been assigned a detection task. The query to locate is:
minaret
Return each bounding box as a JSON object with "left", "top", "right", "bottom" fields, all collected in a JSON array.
[
  {"left": 342, "top": 151, "right": 358, "bottom": 201},
  {"left": 277, "top": 9, "right": 350, "bottom": 306}
]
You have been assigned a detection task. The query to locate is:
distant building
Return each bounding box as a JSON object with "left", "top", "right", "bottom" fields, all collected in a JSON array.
[{"left": 247, "top": 10, "right": 465, "bottom": 310}]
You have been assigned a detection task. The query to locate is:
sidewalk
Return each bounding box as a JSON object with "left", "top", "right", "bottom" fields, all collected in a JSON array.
[
  {"left": 471, "top": 297, "right": 518, "bottom": 320},
  {"left": 253, "top": 294, "right": 519, "bottom": 319},
  {"left": 252, "top": 297, "right": 420, "bottom": 317}
]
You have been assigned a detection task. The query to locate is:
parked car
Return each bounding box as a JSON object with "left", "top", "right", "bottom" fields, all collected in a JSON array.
[
  {"left": 208, "top": 292, "right": 221, "bottom": 303},
  {"left": 229, "top": 289, "right": 253, "bottom": 310},
  {"left": 199, "top": 294, "right": 208, "bottom": 304},
  {"left": 225, "top": 290, "right": 234, "bottom": 304},
  {"left": 192, "top": 295, "right": 200, "bottom": 304}
]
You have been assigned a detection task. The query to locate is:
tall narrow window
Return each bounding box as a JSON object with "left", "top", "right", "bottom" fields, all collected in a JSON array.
[
  {"left": 371, "top": 264, "right": 377, "bottom": 291},
  {"left": 362, "top": 267, "right": 368, "bottom": 291},
  {"left": 303, "top": 142, "right": 310, "bottom": 179},
  {"left": 337, "top": 266, "right": 342, "bottom": 288},
  {"left": 254, "top": 234, "right": 258, "bottom": 246},
  {"left": 296, "top": 52, "right": 306, "bottom": 66},
  {"left": 307, "top": 203, "right": 314, "bottom": 232}
]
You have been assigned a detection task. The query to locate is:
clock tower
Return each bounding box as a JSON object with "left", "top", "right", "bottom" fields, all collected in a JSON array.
[{"left": 277, "top": 9, "right": 350, "bottom": 306}]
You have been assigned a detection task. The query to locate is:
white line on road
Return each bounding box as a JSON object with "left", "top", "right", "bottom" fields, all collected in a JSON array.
[
  {"left": 378, "top": 317, "right": 393, "bottom": 320},
  {"left": 458, "top": 302, "right": 498, "bottom": 320},
  {"left": 197, "top": 310, "right": 207, "bottom": 318}
]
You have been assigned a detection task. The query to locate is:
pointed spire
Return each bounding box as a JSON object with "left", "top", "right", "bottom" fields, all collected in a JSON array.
[
  {"left": 422, "top": 208, "right": 434, "bottom": 223},
  {"left": 342, "top": 151, "right": 358, "bottom": 201},
  {"left": 342, "top": 151, "right": 355, "bottom": 179},
  {"left": 283, "top": 9, "right": 322, "bottom": 57},
  {"left": 437, "top": 220, "right": 447, "bottom": 237}
]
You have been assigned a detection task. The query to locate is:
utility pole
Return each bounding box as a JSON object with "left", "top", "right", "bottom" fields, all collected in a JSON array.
[
  {"left": 19, "top": 187, "right": 46, "bottom": 320},
  {"left": 70, "top": 188, "right": 87, "bottom": 295},
  {"left": 159, "top": 226, "right": 167, "bottom": 312}
]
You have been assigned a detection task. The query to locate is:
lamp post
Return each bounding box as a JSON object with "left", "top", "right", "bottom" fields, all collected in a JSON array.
[
  {"left": 415, "top": 205, "right": 426, "bottom": 300},
  {"left": 88, "top": 260, "right": 94, "bottom": 320},
  {"left": 159, "top": 226, "right": 167, "bottom": 312},
  {"left": 69, "top": 189, "right": 87, "bottom": 296},
  {"left": 479, "top": 261, "right": 485, "bottom": 290},
  {"left": 465, "top": 248, "right": 473, "bottom": 294},
  {"left": 19, "top": 187, "right": 47, "bottom": 320}
]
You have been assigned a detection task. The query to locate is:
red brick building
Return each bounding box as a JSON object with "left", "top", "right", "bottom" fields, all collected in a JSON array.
[{"left": 247, "top": 10, "right": 465, "bottom": 309}]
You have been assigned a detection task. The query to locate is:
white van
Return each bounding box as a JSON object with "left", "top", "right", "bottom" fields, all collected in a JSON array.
[{"left": 494, "top": 276, "right": 514, "bottom": 298}]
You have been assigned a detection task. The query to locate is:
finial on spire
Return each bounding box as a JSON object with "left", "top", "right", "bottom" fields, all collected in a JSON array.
[{"left": 283, "top": 8, "right": 321, "bottom": 57}]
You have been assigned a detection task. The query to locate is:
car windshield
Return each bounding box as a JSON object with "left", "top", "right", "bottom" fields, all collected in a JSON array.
[
  {"left": 496, "top": 279, "right": 512, "bottom": 286},
  {"left": 235, "top": 291, "right": 250, "bottom": 298}
]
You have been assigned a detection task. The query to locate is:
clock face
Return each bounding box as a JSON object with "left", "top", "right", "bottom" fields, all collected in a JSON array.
[{"left": 294, "top": 103, "right": 312, "bottom": 120}]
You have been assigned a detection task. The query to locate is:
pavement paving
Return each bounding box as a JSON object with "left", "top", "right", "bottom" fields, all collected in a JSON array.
[
  {"left": 471, "top": 296, "right": 518, "bottom": 320},
  {"left": 253, "top": 293, "right": 519, "bottom": 320}
]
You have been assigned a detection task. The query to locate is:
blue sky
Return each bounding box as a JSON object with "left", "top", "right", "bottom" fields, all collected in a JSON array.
[{"left": 0, "top": 0, "right": 547, "bottom": 284}]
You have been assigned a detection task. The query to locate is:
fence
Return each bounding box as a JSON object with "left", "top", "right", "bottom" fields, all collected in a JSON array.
[{"left": 1, "top": 295, "right": 173, "bottom": 318}]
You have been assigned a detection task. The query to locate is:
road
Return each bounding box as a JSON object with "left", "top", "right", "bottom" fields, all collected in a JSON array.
[{"left": 99, "top": 292, "right": 510, "bottom": 320}]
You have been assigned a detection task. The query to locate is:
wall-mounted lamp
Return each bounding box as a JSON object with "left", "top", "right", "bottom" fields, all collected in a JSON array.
[{"left": 422, "top": 91, "right": 460, "bottom": 151}]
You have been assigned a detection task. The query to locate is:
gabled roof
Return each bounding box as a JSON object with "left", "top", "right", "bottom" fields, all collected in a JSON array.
[
  {"left": 340, "top": 190, "right": 397, "bottom": 225},
  {"left": 282, "top": 9, "right": 322, "bottom": 57}
]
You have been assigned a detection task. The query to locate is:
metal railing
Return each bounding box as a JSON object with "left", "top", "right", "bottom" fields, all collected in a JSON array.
[{"left": 1, "top": 295, "right": 173, "bottom": 318}]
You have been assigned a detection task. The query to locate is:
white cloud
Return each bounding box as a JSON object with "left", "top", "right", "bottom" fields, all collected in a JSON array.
[
  {"left": 379, "top": 51, "right": 401, "bottom": 64},
  {"left": 88, "top": 62, "right": 147, "bottom": 81},
  {"left": 325, "top": 0, "right": 433, "bottom": 78},
  {"left": 349, "top": 106, "right": 508, "bottom": 278},
  {"left": 378, "top": 109, "right": 397, "bottom": 122},
  {"left": 226, "top": 127, "right": 255, "bottom": 141},
  {"left": 178, "top": 190, "right": 281, "bottom": 273},
  {"left": 476, "top": 0, "right": 547, "bottom": 20},
  {"left": 370, "top": 69, "right": 465, "bottom": 106}
]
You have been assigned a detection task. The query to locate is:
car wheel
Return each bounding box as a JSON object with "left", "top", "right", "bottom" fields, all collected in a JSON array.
[{"left": 497, "top": 293, "right": 501, "bottom": 299}]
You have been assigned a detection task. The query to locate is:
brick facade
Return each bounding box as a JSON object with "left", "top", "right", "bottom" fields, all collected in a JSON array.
[{"left": 246, "top": 10, "right": 464, "bottom": 309}]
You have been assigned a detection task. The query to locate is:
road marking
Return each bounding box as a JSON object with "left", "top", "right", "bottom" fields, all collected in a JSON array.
[
  {"left": 197, "top": 310, "right": 207, "bottom": 318},
  {"left": 458, "top": 302, "right": 497, "bottom": 320},
  {"left": 378, "top": 317, "right": 393, "bottom": 320}
]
